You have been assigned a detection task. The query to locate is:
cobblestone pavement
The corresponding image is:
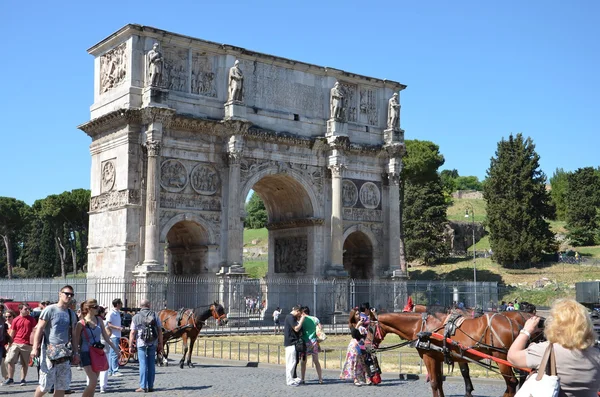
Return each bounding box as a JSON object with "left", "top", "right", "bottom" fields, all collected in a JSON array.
[{"left": 0, "top": 356, "right": 506, "bottom": 397}]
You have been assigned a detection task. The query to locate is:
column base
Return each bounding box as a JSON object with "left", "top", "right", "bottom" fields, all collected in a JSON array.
[
  {"left": 384, "top": 128, "right": 404, "bottom": 144},
  {"left": 389, "top": 268, "right": 408, "bottom": 279},
  {"left": 324, "top": 264, "right": 348, "bottom": 277},
  {"left": 142, "top": 87, "right": 170, "bottom": 107},
  {"left": 326, "top": 119, "right": 348, "bottom": 139},
  {"left": 133, "top": 261, "right": 167, "bottom": 276},
  {"left": 224, "top": 101, "right": 247, "bottom": 120}
]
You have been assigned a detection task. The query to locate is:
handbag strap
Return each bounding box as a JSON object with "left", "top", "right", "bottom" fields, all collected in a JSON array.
[{"left": 535, "top": 343, "right": 556, "bottom": 381}]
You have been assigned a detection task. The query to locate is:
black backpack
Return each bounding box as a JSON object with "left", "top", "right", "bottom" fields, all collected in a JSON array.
[{"left": 140, "top": 311, "right": 158, "bottom": 343}]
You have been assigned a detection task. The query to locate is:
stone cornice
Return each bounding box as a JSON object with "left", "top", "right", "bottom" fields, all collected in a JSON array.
[
  {"left": 78, "top": 109, "right": 142, "bottom": 138},
  {"left": 266, "top": 218, "right": 324, "bottom": 230},
  {"left": 170, "top": 115, "right": 222, "bottom": 135},
  {"left": 381, "top": 142, "right": 406, "bottom": 158},
  {"left": 141, "top": 106, "right": 176, "bottom": 126}
]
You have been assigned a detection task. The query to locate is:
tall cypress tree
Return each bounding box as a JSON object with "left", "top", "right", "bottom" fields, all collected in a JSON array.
[
  {"left": 565, "top": 167, "right": 600, "bottom": 246},
  {"left": 402, "top": 140, "right": 449, "bottom": 264},
  {"left": 484, "top": 134, "right": 556, "bottom": 267}
]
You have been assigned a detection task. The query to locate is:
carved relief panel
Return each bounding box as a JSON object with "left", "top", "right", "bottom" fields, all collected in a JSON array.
[
  {"left": 191, "top": 52, "right": 217, "bottom": 97},
  {"left": 359, "top": 87, "right": 379, "bottom": 126},
  {"left": 359, "top": 182, "right": 381, "bottom": 209},
  {"left": 340, "top": 82, "right": 357, "bottom": 123},
  {"left": 160, "top": 159, "right": 188, "bottom": 192},
  {"left": 190, "top": 164, "right": 219, "bottom": 195},
  {"left": 162, "top": 45, "right": 189, "bottom": 92},
  {"left": 101, "top": 160, "right": 116, "bottom": 193},
  {"left": 274, "top": 236, "right": 307, "bottom": 273},
  {"left": 99, "top": 43, "right": 127, "bottom": 94},
  {"left": 342, "top": 180, "right": 358, "bottom": 207}
]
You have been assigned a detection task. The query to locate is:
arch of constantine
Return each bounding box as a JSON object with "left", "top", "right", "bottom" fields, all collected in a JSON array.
[{"left": 79, "top": 24, "right": 407, "bottom": 283}]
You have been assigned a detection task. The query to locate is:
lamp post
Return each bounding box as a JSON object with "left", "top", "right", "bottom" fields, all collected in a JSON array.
[{"left": 465, "top": 204, "right": 477, "bottom": 309}]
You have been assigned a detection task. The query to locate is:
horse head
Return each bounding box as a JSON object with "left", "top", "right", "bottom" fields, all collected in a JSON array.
[{"left": 211, "top": 301, "right": 228, "bottom": 326}]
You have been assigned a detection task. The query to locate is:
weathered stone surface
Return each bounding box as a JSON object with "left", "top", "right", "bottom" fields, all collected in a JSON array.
[{"left": 81, "top": 24, "right": 407, "bottom": 282}]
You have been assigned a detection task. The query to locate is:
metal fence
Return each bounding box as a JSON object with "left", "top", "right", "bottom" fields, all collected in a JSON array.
[{"left": 0, "top": 276, "right": 497, "bottom": 327}]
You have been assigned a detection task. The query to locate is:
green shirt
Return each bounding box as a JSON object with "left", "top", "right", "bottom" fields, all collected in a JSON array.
[{"left": 301, "top": 316, "right": 319, "bottom": 342}]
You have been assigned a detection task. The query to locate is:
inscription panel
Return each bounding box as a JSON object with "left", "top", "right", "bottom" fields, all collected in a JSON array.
[
  {"left": 343, "top": 208, "right": 382, "bottom": 222},
  {"left": 253, "top": 63, "right": 325, "bottom": 116},
  {"left": 274, "top": 236, "right": 307, "bottom": 273},
  {"left": 160, "top": 192, "right": 221, "bottom": 211}
]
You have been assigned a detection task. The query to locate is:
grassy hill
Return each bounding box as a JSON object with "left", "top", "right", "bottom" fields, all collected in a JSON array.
[{"left": 241, "top": 198, "right": 600, "bottom": 304}]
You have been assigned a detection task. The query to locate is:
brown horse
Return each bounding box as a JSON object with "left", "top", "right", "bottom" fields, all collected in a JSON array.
[
  {"left": 409, "top": 304, "right": 540, "bottom": 397},
  {"left": 368, "top": 311, "right": 526, "bottom": 397},
  {"left": 158, "top": 302, "right": 227, "bottom": 369}
]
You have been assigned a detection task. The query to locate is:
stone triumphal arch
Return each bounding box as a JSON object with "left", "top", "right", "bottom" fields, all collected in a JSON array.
[{"left": 79, "top": 25, "right": 407, "bottom": 281}]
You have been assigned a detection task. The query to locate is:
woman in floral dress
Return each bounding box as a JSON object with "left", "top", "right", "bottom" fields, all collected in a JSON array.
[{"left": 340, "top": 308, "right": 368, "bottom": 386}]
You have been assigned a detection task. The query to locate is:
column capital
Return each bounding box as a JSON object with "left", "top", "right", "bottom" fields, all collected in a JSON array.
[
  {"left": 145, "top": 140, "right": 161, "bottom": 157},
  {"left": 382, "top": 142, "right": 406, "bottom": 158},
  {"left": 387, "top": 173, "right": 401, "bottom": 186},
  {"left": 328, "top": 163, "right": 346, "bottom": 177},
  {"left": 227, "top": 135, "right": 245, "bottom": 165}
]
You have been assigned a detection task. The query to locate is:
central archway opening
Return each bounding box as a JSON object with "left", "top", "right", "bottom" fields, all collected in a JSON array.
[
  {"left": 166, "top": 220, "right": 210, "bottom": 275},
  {"left": 243, "top": 173, "right": 315, "bottom": 278},
  {"left": 343, "top": 231, "right": 373, "bottom": 279}
]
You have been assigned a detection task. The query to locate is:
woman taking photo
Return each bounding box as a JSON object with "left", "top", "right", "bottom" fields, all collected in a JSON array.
[
  {"left": 508, "top": 298, "right": 600, "bottom": 397},
  {"left": 339, "top": 308, "right": 368, "bottom": 386},
  {"left": 75, "top": 299, "right": 119, "bottom": 397}
]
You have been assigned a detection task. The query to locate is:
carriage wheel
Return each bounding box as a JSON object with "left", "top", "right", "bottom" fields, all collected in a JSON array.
[{"left": 118, "top": 337, "right": 131, "bottom": 366}]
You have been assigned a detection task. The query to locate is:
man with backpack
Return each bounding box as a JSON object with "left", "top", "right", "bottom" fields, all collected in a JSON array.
[{"left": 129, "top": 299, "right": 163, "bottom": 393}]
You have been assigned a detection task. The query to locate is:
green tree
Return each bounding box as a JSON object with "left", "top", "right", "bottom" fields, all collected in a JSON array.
[
  {"left": 0, "top": 197, "right": 31, "bottom": 279},
  {"left": 439, "top": 169, "right": 459, "bottom": 199},
  {"left": 483, "top": 134, "right": 556, "bottom": 267},
  {"left": 565, "top": 167, "right": 600, "bottom": 246},
  {"left": 402, "top": 140, "right": 449, "bottom": 264},
  {"left": 549, "top": 168, "right": 569, "bottom": 221},
  {"left": 22, "top": 207, "right": 57, "bottom": 277},
  {"left": 245, "top": 192, "right": 268, "bottom": 229},
  {"left": 455, "top": 176, "right": 483, "bottom": 191}
]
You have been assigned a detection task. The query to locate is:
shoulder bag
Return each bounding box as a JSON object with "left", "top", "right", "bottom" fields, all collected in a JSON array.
[
  {"left": 46, "top": 309, "right": 73, "bottom": 364},
  {"left": 316, "top": 323, "right": 327, "bottom": 342},
  {"left": 81, "top": 318, "right": 109, "bottom": 372},
  {"left": 515, "top": 343, "right": 560, "bottom": 397}
]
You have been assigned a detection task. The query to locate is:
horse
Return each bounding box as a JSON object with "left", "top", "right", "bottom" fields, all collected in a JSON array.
[
  {"left": 367, "top": 311, "right": 532, "bottom": 397},
  {"left": 404, "top": 304, "right": 541, "bottom": 397},
  {"left": 158, "top": 301, "right": 228, "bottom": 369}
]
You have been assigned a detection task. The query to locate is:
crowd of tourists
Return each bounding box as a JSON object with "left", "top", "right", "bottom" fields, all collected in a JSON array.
[{"left": 0, "top": 286, "right": 163, "bottom": 395}]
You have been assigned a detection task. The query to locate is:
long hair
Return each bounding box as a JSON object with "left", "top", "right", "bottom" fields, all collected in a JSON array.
[
  {"left": 80, "top": 299, "right": 98, "bottom": 319},
  {"left": 348, "top": 308, "right": 360, "bottom": 329},
  {"left": 545, "top": 298, "right": 595, "bottom": 350}
]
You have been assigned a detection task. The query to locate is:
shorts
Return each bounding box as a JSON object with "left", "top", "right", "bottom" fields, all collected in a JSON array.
[
  {"left": 38, "top": 350, "right": 72, "bottom": 393},
  {"left": 6, "top": 344, "right": 32, "bottom": 365},
  {"left": 80, "top": 351, "right": 92, "bottom": 367},
  {"left": 301, "top": 340, "right": 320, "bottom": 359}
]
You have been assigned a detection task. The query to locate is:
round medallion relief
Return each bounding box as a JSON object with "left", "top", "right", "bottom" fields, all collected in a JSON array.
[
  {"left": 160, "top": 159, "right": 188, "bottom": 192},
  {"left": 359, "top": 182, "right": 381, "bottom": 209},
  {"left": 190, "top": 164, "right": 219, "bottom": 195},
  {"left": 101, "top": 160, "right": 116, "bottom": 192},
  {"left": 342, "top": 180, "right": 358, "bottom": 207}
]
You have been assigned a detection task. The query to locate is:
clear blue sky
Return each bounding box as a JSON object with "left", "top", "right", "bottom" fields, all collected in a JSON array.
[{"left": 2, "top": 1, "right": 598, "bottom": 205}]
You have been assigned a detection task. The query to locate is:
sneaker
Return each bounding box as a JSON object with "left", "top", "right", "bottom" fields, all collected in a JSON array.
[
  {"left": 112, "top": 372, "right": 123, "bottom": 377},
  {"left": 20, "top": 380, "right": 26, "bottom": 386},
  {"left": 1, "top": 379, "right": 14, "bottom": 386}
]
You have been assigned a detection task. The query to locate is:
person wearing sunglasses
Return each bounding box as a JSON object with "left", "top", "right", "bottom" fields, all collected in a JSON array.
[
  {"left": 3, "top": 303, "right": 36, "bottom": 386},
  {"left": 75, "top": 299, "right": 119, "bottom": 397},
  {"left": 30, "top": 285, "right": 79, "bottom": 397}
]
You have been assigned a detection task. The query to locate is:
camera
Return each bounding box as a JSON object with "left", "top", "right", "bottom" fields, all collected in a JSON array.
[{"left": 92, "top": 342, "right": 105, "bottom": 349}]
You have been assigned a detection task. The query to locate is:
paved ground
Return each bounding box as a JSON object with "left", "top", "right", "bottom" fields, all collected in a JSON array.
[{"left": 0, "top": 355, "right": 507, "bottom": 397}]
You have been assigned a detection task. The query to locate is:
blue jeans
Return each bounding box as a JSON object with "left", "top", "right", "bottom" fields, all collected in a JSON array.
[
  {"left": 138, "top": 345, "right": 156, "bottom": 390},
  {"left": 109, "top": 336, "right": 120, "bottom": 374}
]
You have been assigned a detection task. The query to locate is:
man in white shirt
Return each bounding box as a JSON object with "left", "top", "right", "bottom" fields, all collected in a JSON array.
[{"left": 106, "top": 299, "right": 123, "bottom": 377}]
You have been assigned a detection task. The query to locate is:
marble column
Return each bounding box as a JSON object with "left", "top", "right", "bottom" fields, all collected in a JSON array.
[
  {"left": 141, "top": 139, "right": 162, "bottom": 270},
  {"left": 226, "top": 135, "right": 244, "bottom": 265},
  {"left": 329, "top": 164, "right": 345, "bottom": 269},
  {"left": 387, "top": 154, "right": 407, "bottom": 277}
]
